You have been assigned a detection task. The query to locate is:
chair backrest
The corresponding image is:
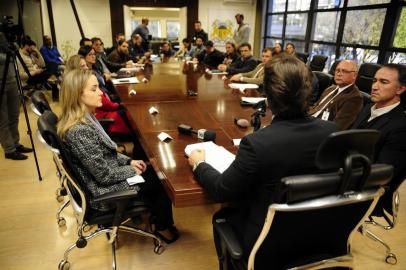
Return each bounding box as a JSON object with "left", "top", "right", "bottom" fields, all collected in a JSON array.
[
  {"left": 312, "top": 71, "right": 333, "bottom": 100},
  {"left": 310, "top": 55, "right": 328, "bottom": 72},
  {"left": 355, "top": 63, "right": 382, "bottom": 94},
  {"left": 328, "top": 60, "right": 341, "bottom": 75},
  {"left": 30, "top": 91, "right": 51, "bottom": 116},
  {"left": 37, "top": 111, "right": 90, "bottom": 222},
  {"left": 247, "top": 130, "right": 393, "bottom": 270},
  {"left": 296, "top": 52, "right": 309, "bottom": 64}
]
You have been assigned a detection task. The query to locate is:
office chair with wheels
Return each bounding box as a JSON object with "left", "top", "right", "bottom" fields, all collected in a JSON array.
[
  {"left": 355, "top": 63, "right": 382, "bottom": 94},
  {"left": 296, "top": 52, "right": 309, "bottom": 64},
  {"left": 37, "top": 113, "right": 164, "bottom": 270},
  {"left": 213, "top": 130, "right": 393, "bottom": 270},
  {"left": 328, "top": 60, "right": 341, "bottom": 76},
  {"left": 309, "top": 55, "right": 328, "bottom": 72}
]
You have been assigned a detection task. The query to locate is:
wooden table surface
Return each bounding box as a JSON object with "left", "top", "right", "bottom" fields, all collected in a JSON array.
[{"left": 116, "top": 60, "right": 272, "bottom": 207}]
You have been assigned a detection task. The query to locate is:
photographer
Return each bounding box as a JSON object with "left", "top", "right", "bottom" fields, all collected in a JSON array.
[{"left": 0, "top": 33, "right": 32, "bottom": 160}]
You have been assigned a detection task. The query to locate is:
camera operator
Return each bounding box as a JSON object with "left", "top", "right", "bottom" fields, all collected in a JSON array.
[
  {"left": 17, "top": 36, "right": 52, "bottom": 86},
  {"left": 0, "top": 33, "right": 33, "bottom": 160}
]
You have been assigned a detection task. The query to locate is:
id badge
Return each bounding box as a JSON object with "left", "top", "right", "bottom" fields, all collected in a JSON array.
[{"left": 321, "top": 110, "right": 330, "bottom": 121}]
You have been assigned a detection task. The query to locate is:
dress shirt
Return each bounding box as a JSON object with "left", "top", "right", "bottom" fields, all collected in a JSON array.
[
  {"left": 368, "top": 102, "right": 400, "bottom": 122},
  {"left": 312, "top": 84, "right": 353, "bottom": 117}
]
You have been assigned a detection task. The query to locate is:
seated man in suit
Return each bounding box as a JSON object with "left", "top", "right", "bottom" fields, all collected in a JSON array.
[
  {"left": 218, "top": 43, "right": 258, "bottom": 75},
  {"left": 187, "top": 55, "right": 337, "bottom": 267},
  {"left": 229, "top": 47, "right": 272, "bottom": 85},
  {"left": 352, "top": 64, "right": 406, "bottom": 213},
  {"left": 309, "top": 60, "right": 363, "bottom": 130},
  {"left": 194, "top": 40, "right": 224, "bottom": 68}
]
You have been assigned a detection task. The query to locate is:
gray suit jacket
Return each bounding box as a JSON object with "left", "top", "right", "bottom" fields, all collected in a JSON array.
[{"left": 64, "top": 122, "right": 137, "bottom": 211}]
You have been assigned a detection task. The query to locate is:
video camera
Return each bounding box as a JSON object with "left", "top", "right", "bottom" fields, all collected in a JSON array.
[{"left": 0, "top": 16, "right": 23, "bottom": 43}]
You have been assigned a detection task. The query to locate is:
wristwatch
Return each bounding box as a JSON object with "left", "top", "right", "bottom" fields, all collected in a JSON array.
[{"left": 192, "top": 160, "right": 205, "bottom": 172}]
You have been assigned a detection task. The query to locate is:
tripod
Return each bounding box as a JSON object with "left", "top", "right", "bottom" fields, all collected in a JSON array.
[{"left": 0, "top": 41, "right": 42, "bottom": 181}]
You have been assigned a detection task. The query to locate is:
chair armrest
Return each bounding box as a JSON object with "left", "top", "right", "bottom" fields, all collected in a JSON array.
[
  {"left": 213, "top": 219, "right": 244, "bottom": 260},
  {"left": 93, "top": 189, "right": 139, "bottom": 204}
]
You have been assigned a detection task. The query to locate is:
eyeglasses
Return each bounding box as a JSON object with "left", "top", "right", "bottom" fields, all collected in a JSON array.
[{"left": 335, "top": 69, "right": 356, "bottom": 74}]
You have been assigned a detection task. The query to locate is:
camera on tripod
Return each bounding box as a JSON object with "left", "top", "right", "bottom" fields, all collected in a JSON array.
[{"left": 0, "top": 15, "right": 23, "bottom": 43}]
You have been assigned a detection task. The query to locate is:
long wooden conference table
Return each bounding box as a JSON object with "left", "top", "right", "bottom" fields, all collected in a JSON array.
[{"left": 116, "top": 59, "right": 272, "bottom": 207}]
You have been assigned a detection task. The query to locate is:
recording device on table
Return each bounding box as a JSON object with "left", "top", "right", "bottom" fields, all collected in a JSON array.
[
  {"left": 235, "top": 99, "right": 267, "bottom": 131},
  {"left": 177, "top": 124, "right": 216, "bottom": 142},
  {"left": 0, "top": 15, "right": 43, "bottom": 180}
]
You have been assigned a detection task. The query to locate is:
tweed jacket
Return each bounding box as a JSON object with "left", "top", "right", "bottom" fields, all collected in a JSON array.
[
  {"left": 309, "top": 84, "right": 363, "bottom": 130},
  {"left": 239, "top": 63, "right": 265, "bottom": 85},
  {"left": 63, "top": 122, "right": 137, "bottom": 211}
]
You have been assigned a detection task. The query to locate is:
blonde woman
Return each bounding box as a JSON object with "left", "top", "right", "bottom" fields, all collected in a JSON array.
[
  {"left": 58, "top": 69, "right": 179, "bottom": 243},
  {"left": 65, "top": 55, "right": 88, "bottom": 72}
]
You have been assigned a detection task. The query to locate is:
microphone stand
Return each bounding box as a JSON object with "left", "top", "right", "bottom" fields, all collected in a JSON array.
[{"left": 250, "top": 100, "right": 267, "bottom": 132}]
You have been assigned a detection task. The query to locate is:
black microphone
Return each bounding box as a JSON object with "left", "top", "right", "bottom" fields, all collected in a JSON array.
[{"left": 178, "top": 124, "right": 216, "bottom": 141}]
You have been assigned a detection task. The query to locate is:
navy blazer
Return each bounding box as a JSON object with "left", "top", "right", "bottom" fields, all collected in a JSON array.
[
  {"left": 194, "top": 116, "right": 337, "bottom": 255},
  {"left": 352, "top": 103, "right": 406, "bottom": 212},
  {"left": 226, "top": 55, "right": 258, "bottom": 75}
]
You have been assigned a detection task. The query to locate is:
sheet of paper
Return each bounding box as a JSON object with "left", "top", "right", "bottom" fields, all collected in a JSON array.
[
  {"left": 185, "top": 142, "right": 235, "bottom": 173},
  {"left": 229, "top": 83, "right": 259, "bottom": 91},
  {"left": 112, "top": 77, "right": 140, "bottom": 85},
  {"left": 119, "top": 67, "right": 141, "bottom": 72},
  {"left": 158, "top": 132, "right": 173, "bottom": 142},
  {"left": 241, "top": 97, "right": 267, "bottom": 104},
  {"left": 126, "top": 175, "right": 146, "bottom": 185},
  {"left": 207, "top": 70, "right": 228, "bottom": 75}
]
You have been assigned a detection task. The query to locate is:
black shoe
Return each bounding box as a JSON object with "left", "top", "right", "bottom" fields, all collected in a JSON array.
[
  {"left": 154, "top": 225, "right": 180, "bottom": 244},
  {"left": 5, "top": 151, "right": 28, "bottom": 160},
  {"left": 16, "top": 145, "right": 33, "bottom": 153}
]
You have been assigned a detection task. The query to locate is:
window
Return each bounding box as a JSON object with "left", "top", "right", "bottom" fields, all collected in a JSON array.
[
  {"left": 265, "top": 38, "right": 282, "bottom": 48},
  {"left": 285, "top": 13, "right": 307, "bottom": 39},
  {"left": 347, "top": 0, "right": 390, "bottom": 7},
  {"left": 131, "top": 20, "right": 141, "bottom": 33},
  {"left": 340, "top": 47, "right": 379, "bottom": 64},
  {"left": 310, "top": 43, "right": 336, "bottom": 72},
  {"left": 342, "top": 9, "right": 386, "bottom": 46},
  {"left": 149, "top": 20, "right": 161, "bottom": 38},
  {"left": 393, "top": 7, "right": 406, "bottom": 48},
  {"left": 268, "top": 0, "right": 286, "bottom": 12},
  {"left": 167, "top": 21, "right": 180, "bottom": 39},
  {"left": 288, "top": 0, "right": 311, "bottom": 11},
  {"left": 313, "top": 11, "right": 340, "bottom": 42},
  {"left": 267, "top": 15, "right": 284, "bottom": 37},
  {"left": 387, "top": 52, "right": 406, "bottom": 64},
  {"left": 285, "top": 40, "right": 306, "bottom": 53},
  {"left": 317, "top": 0, "right": 343, "bottom": 9}
]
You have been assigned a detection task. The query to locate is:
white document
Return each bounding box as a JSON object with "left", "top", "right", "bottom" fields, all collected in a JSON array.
[
  {"left": 185, "top": 141, "right": 235, "bottom": 173},
  {"left": 229, "top": 83, "right": 259, "bottom": 92},
  {"left": 207, "top": 70, "right": 228, "bottom": 75},
  {"left": 158, "top": 132, "right": 173, "bottom": 142},
  {"left": 132, "top": 63, "right": 145, "bottom": 67},
  {"left": 241, "top": 97, "right": 267, "bottom": 104},
  {"left": 126, "top": 175, "right": 145, "bottom": 185},
  {"left": 112, "top": 77, "right": 140, "bottom": 85},
  {"left": 119, "top": 67, "right": 141, "bottom": 72}
]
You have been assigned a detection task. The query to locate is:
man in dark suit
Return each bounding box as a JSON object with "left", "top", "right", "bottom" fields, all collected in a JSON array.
[
  {"left": 218, "top": 43, "right": 258, "bottom": 75},
  {"left": 187, "top": 55, "right": 337, "bottom": 267},
  {"left": 194, "top": 40, "right": 224, "bottom": 68},
  {"left": 352, "top": 64, "right": 406, "bottom": 213},
  {"left": 309, "top": 60, "right": 363, "bottom": 130}
]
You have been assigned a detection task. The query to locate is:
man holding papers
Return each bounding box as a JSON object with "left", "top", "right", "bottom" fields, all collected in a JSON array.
[{"left": 187, "top": 55, "right": 337, "bottom": 268}]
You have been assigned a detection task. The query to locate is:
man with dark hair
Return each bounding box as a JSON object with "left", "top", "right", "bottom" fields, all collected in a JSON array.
[
  {"left": 188, "top": 37, "right": 205, "bottom": 58},
  {"left": 107, "top": 40, "right": 131, "bottom": 64},
  {"left": 79, "top": 37, "right": 92, "bottom": 47},
  {"left": 221, "top": 41, "right": 239, "bottom": 67},
  {"left": 128, "top": 34, "right": 146, "bottom": 62},
  {"left": 187, "top": 55, "right": 336, "bottom": 268},
  {"left": 105, "top": 33, "right": 125, "bottom": 55},
  {"left": 40, "top": 35, "right": 64, "bottom": 75},
  {"left": 352, "top": 64, "right": 406, "bottom": 214},
  {"left": 218, "top": 42, "right": 257, "bottom": 74},
  {"left": 233, "top": 13, "right": 250, "bottom": 47},
  {"left": 230, "top": 47, "right": 272, "bottom": 85},
  {"left": 193, "top": 21, "right": 208, "bottom": 43},
  {"left": 132, "top": 17, "right": 151, "bottom": 51},
  {"left": 160, "top": 41, "right": 175, "bottom": 57},
  {"left": 309, "top": 60, "right": 363, "bottom": 130},
  {"left": 194, "top": 40, "right": 224, "bottom": 68}
]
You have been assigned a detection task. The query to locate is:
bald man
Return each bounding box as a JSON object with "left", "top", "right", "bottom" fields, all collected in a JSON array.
[
  {"left": 132, "top": 17, "right": 150, "bottom": 51},
  {"left": 309, "top": 60, "right": 363, "bottom": 130}
]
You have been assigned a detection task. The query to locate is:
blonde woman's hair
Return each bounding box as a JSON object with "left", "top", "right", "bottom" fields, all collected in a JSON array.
[
  {"left": 57, "top": 69, "right": 94, "bottom": 138},
  {"left": 65, "top": 55, "right": 83, "bottom": 73}
]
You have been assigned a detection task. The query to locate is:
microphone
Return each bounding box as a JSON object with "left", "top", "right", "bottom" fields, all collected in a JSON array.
[
  {"left": 178, "top": 124, "right": 216, "bottom": 141},
  {"left": 234, "top": 118, "right": 250, "bottom": 128}
]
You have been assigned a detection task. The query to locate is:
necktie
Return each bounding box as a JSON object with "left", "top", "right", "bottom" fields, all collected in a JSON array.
[{"left": 312, "top": 87, "right": 339, "bottom": 118}]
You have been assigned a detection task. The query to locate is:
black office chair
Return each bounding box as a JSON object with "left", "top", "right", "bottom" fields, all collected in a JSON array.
[
  {"left": 30, "top": 91, "right": 52, "bottom": 116},
  {"left": 355, "top": 63, "right": 382, "bottom": 94},
  {"left": 310, "top": 55, "right": 328, "bottom": 72},
  {"left": 37, "top": 113, "right": 164, "bottom": 270},
  {"left": 328, "top": 60, "right": 341, "bottom": 76},
  {"left": 312, "top": 71, "right": 334, "bottom": 100},
  {"left": 213, "top": 130, "right": 393, "bottom": 270},
  {"left": 296, "top": 52, "right": 309, "bottom": 64}
]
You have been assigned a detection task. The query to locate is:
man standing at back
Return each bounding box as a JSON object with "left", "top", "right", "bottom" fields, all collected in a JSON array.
[
  {"left": 193, "top": 21, "right": 208, "bottom": 44},
  {"left": 309, "top": 60, "right": 363, "bottom": 130},
  {"left": 233, "top": 14, "right": 250, "bottom": 48},
  {"left": 132, "top": 17, "right": 150, "bottom": 51},
  {"left": 352, "top": 64, "right": 406, "bottom": 213}
]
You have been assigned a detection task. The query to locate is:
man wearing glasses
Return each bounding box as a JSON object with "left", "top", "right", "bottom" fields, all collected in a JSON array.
[{"left": 309, "top": 60, "right": 363, "bottom": 130}]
